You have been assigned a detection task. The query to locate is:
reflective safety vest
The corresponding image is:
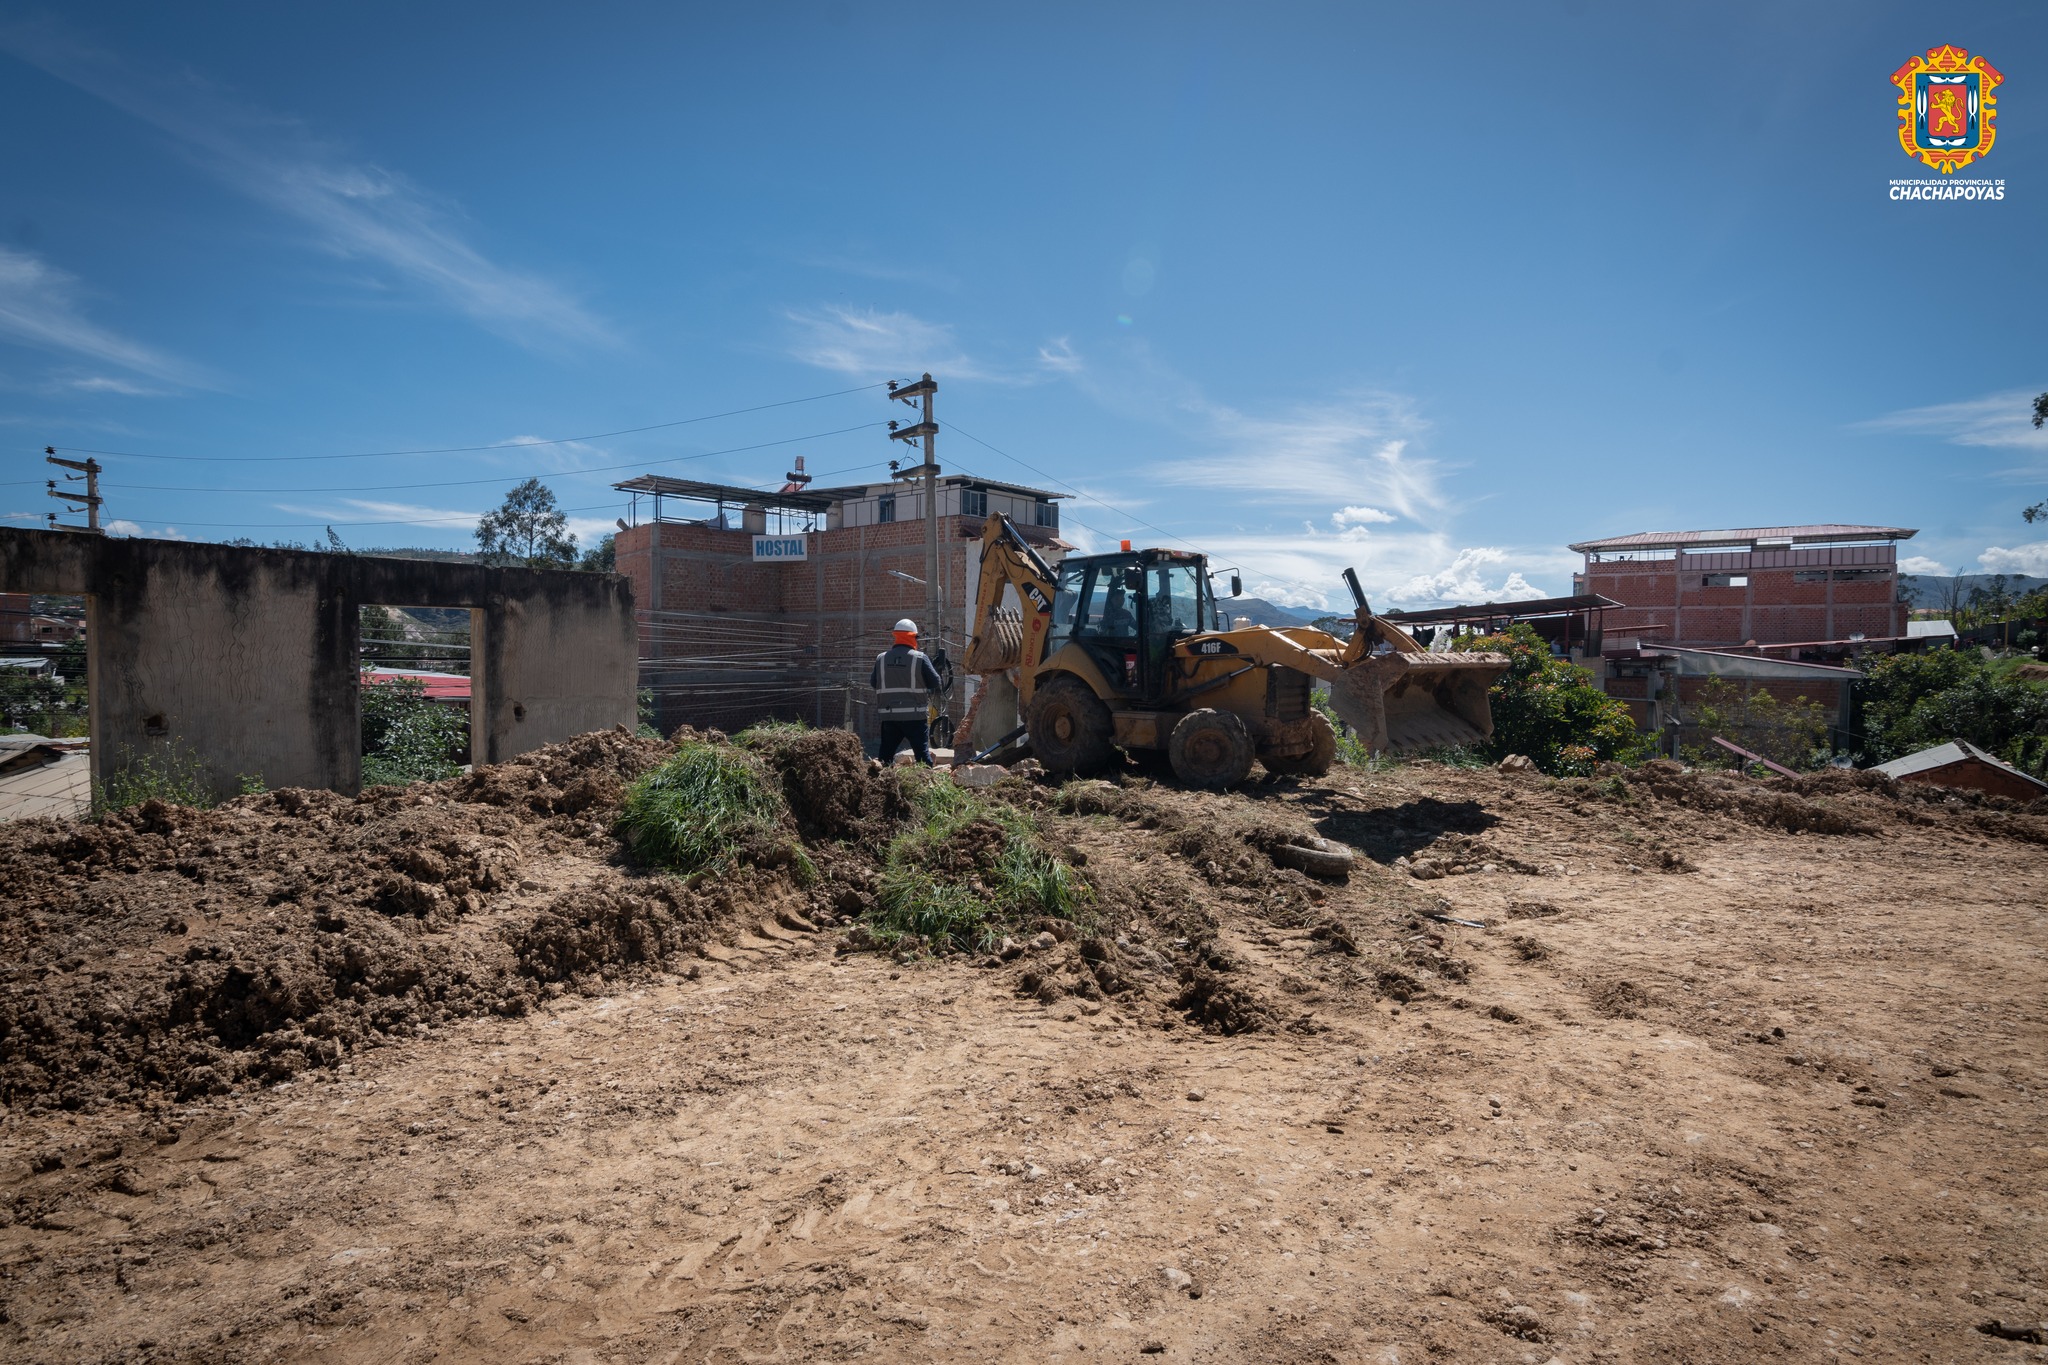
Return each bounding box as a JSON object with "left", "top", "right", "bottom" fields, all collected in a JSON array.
[{"left": 873, "top": 646, "right": 936, "bottom": 720}]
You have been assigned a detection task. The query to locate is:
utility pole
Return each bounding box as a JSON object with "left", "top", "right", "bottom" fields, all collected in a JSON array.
[
  {"left": 887, "top": 374, "right": 941, "bottom": 652},
  {"left": 44, "top": 447, "right": 103, "bottom": 533}
]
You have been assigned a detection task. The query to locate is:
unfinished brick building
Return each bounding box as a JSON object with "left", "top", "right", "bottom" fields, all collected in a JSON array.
[
  {"left": 612, "top": 473, "right": 1067, "bottom": 740},
  {"left": 1569, "top": 524, "right": 1915, "bottom": 649}
]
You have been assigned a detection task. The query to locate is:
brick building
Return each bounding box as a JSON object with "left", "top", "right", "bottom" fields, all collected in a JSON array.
[
  {"left": 613, "top": 473, "right": 1067, "bottom": 738},
  {"left": 1569, "top": 524, "right": 1914, "bottom": 649}
]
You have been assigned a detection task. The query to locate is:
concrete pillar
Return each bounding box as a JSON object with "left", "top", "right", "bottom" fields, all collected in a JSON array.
[{"left": 478, "top": 575, "right": 638, "bottom": 764}]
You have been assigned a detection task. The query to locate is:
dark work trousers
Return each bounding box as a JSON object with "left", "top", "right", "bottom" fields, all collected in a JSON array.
[{"left": 878, "top": 717, "right": 933, "bottom": 766}]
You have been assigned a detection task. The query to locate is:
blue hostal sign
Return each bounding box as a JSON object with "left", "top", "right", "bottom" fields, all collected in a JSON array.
[{"left": 751, "top": 534, "right": 807, "bottom": 562}]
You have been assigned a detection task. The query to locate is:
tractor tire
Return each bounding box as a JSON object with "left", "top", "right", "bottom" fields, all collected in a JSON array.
[
  {"left": 1168, "top": 708, "right": 1256, "bottom": 790},
  {"left": 1026, "top": 675, "right": 1116, "bottom": 775},
  {"left": 1260, "top": 711, "right": 1338, "bottom": 778},
  {"left": 1270, "top": 836, "right": 1356, "bottom": 881}
]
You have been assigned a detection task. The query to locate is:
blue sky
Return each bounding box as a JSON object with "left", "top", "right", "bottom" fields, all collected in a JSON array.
[{"left": 1, "top": 2, "right": 2043, "bottom": 608}]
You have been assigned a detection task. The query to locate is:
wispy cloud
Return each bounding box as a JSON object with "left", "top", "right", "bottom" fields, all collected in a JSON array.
[
  {"left": 2, "top": 21, "right": 613, "bottom": 350},
  {"left": 1856, "top": 389, "right": 2048, "bottom": 454},
  {"left": 274, "top": 498, "right": 485, "bottom": 530},
  {"left": 1898, "top": 554, "right": 1952, "bottom": 576},
  {"left": 784, "top": 306, "right": 1081, "bottom": 386},
  {"left": 1161, "top": 392, "right": 1450, "bottom": 523},
  {"left": 785, "top": 306, "right": 986, "bottom": 381},
  {"left": 0, "top": 245, "right": 206, "bottom": 384},
  {"left": 801, "top": 254, "right": 960, "bottom": 292}
]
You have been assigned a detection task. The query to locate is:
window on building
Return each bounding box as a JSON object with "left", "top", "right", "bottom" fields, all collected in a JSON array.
[
  {"left": 1702, "top": 574, "right": 1748, "bottom": 588},
  {"left": 877, "top": 493, "right": 895, "bottom": 524},
  {"left": 1035, "top": 499, "right": 1057, "bottom": 529},
  {"left": 961, "top": 487, "right": 988, "bottom": 517}
]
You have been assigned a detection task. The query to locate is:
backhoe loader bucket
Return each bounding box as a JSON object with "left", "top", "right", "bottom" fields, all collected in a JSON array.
[{"left": 1325, "top": 651, "right": 1510, "bottom": 755}]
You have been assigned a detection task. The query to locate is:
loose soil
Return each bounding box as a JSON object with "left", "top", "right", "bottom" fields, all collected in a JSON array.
[{"left": 1, "top": 742, "right": 2044, "bottom": 1363}]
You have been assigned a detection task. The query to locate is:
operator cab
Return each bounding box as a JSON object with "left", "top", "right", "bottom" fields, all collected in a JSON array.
[{"left": 1045, "top": 549, "right": 1227, "bottom": 700}]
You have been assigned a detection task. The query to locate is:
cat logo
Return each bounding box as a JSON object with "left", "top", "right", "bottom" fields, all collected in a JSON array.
[{"left": 1892, "top": 44, "right": 2001, "bottom": 173}]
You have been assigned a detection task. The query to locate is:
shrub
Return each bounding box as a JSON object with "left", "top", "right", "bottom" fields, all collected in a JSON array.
[
  {"left": 1860, "top": 649, "right": 2048, "bottom": 774},
  {"left": 1460, "top": 624, "right": 1649, "bottom": 775},
  {"left": 93, "top": 739, "right": 215, "bottom": 815},
  {"left": 870, "top": 771, "right": 1087, "bottom": 953},
  {"left": 360, "top": 675, "right": 468, "bottom": 787},
  {"left": 615, "top": 740, "right": 811, "bottom": 879}
]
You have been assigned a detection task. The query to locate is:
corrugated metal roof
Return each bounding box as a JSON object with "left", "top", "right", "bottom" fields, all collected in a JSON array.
[
  {"left": 0, "top": 747, "right": 90, "bottom": 823},
  {"left": 1659, "top": 646, "right": 1864, "bottom": 679},
  {"left": 1569, "top": 525, "right": 1916, "bottom": 553},
  {"left": 364, "top": 667, "right": 471, "bottom": 702},
  {"left": 1906, "top": 619, "right": 1958, "bottom": 639},
  {"left": 1873, "top": 739, "right": 2048, "bottom": 792}
]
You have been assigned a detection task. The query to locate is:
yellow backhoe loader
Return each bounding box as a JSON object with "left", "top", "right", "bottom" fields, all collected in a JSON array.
[{"left": 962, "top": 514, "right": 1511, "bottom": 787}]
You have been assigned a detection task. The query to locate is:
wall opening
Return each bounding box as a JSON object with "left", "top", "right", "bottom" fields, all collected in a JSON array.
[{"left": 358, "top": 603, "right": 479, "bottom": 787}]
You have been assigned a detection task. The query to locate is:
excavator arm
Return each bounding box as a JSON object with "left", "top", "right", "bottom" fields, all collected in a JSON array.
[{"left": 963, "top": 513, "right": 1059, "bottom": 675}]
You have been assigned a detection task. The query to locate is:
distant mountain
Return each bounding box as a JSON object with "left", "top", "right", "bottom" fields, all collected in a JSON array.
[
  {"left": 1900, "top": 573, "right": 2048, "bottom": 608},
  {"left": 1222, "top": 596, "right": 1317, "bottom": 629}
]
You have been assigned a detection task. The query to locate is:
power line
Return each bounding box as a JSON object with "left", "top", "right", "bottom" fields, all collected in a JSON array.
[
  {"left": 46, "top": 381, "right": 895, "bottom": 463},
  {"left": 87, "top": 423, "right": 887, "bottom": 494},
  {"left": 89, "top": 498, "right": 626, "bottom": 531}
]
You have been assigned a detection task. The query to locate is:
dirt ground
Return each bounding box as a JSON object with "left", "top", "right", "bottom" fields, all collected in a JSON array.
[{"left": 2, "top": 741, "right": 2045, "bottom": 1363}]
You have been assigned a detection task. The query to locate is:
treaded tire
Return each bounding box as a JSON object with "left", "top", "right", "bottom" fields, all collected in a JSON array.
[
  {"left": 1026, "top": 674, "right": 1116, "bottom": 775},
  {"left": 1168, "top": 708, "right": 1256, "bottom": 790},
  {"left": 1260, "top": 711, "right": 1338, "bottom": 778},
  {"left": 1271, "top": 836, "right": 1355, "bottom": 881}
]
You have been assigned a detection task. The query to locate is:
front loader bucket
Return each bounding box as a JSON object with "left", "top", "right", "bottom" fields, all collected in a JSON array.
[{"left": 1328, "top": 651, "right": 1511, "bottom": 755}]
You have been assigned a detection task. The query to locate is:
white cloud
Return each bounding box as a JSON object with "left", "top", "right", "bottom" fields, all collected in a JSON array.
[
  {"left": 274, "top": 498, "right": 484, "bottom": 530},
  {"left": 104, "top": 519, "right": 143, "bottom": 536},
  {"left": 1186, "top": 525, "right": 1567, "bottom": 613},
  {"left": 1978, "top": 543, "right": 2048, "bottom": 576},
  {"left": 1856, "top": 389, "right": 2048, "bottom": 452},
  {"left": 1388, "top": 547, "right": 1548, "bottom": 608},
  {"left": 564, "top": 515, "right": 622, "bottom": 546},
  {"left": 785, "top": 306, "right": 984, "bottom": 381},
  {"left": 1898, "top": 554, "right": 1952, "bottom": 576},
  {"left": 1333, "top": 505, "right": 1397, "bottom": 527},
  {"left": 0, "top": 246, "right": 205, "bottom": 384},
  {"left": 1, "top": 22, "right": 612, "bottom": 350},
  {"left": 1157, "top": 392, "right": 1450, "bottom": 523},
  {"left": 65, "top": 374, "right": 170, "bottom": 395},
  {"left": 1037, "top": 338, "right": 1083, "bottom": 375}
]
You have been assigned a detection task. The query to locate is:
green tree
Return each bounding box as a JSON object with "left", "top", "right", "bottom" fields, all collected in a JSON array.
[
  {"left": 360, "top": 675, "right": 469, "bottom": 786},
  {"left": 476, "top": 478, "right": 577, "bottom": 568},
  {"left": 2026, "top": 392, "right": 2048, "bottom": 523},
  {"left": 1460, "top": 623, "right": 1648, "bottom": 775},
  {"left": 579, "top": 531, "right": 616, "bottom": 572},
  {"left": 1683, "top": 677, "right": 1831, "bottom": 770},
  {"left": 1859, "top": 649, "right": 2048, "bottom": 774}
]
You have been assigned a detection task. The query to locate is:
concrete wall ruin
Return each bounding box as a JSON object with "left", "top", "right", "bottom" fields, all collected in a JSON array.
[{"left": 0, "top": 528, "right": 636, "bottom": 801}]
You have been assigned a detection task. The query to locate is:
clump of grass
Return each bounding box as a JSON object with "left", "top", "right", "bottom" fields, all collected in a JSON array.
[
  {"left": 616, "top": 740, "right": 813, "bottom": 881},
  {"left": 870, "top": 770, "right": 1088, "bottom": 954},
  {"left": 93, "top": 739, "right": 216, "bottom": 816},
  {"left": 735, "top": 718, "right": 810, "bottom": 747}
]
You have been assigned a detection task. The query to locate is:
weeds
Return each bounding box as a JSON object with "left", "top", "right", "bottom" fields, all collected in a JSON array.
[
  {"left": 92, "top": 739, "right": 215, "bottom": 816},
  {"left": 615, "top": 740, "right": 813, "bottom": 880},
  {"left": 870, "top": 770, "right": 1088, "bottom": 954}
]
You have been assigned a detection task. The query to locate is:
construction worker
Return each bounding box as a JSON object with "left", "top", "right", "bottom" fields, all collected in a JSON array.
[{"left": 871, "top": 618, "right": 943, "bottom": 765}]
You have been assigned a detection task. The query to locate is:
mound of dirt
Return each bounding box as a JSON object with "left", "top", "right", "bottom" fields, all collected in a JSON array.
[
  {"left": 0, "top": 729, "right": 822, "bottom": 1112},
  {"left": 742, "top": 726, "right": 904, "bottom": 839}
]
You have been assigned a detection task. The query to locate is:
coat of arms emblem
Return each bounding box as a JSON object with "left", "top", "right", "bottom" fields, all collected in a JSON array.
[{"left": 1891, "top": 44, "right": 2002, "bottom": 173}]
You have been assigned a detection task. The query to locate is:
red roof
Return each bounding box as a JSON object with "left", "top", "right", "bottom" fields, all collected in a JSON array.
[{"left": 363, "top": 668, "right": 471, "bottom": 702}]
